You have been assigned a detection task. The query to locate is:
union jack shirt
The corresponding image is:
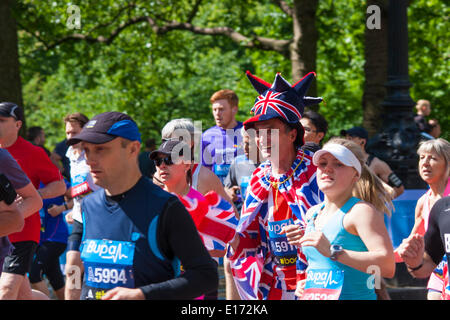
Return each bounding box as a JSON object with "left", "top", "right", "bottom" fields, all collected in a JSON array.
[{"left": 228, "top": 148, "right": 323, "bottom": 300}]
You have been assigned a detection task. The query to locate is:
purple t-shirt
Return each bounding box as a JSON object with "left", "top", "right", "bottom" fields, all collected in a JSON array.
[
  {"left": 200, "top": 122, "right": 243, "bottom": 183},
  {"left": 0, "top": 149, "right": 31, "bottom": 261}
]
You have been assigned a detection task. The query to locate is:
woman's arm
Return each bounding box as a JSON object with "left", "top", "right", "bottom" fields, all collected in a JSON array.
[
  {"left": 197, "top": 167, "right": 239, "bottom": 218},
  {"left": 340, "top": 202, "right": 395, "bottom": 278},
  {"left": 409, "top": 194, "right": 426, "bottom": 236}
]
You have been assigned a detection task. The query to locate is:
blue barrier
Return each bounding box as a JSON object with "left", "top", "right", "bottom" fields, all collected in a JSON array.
[{"left": 384, "top": 189, "right": 427, "bottom": 249}]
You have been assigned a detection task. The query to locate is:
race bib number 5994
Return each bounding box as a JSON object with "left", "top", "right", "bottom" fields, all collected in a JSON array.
[{"left": 81, "top": 239, "right": 135, "bottom": 289}]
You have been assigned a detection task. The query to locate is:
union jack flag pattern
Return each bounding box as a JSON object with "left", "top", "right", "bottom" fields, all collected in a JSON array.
[
  {"left": 243, "top": 71, "right": 323, "bottom": 129},
  {"left": 228, "top": 148, "right": 324, "bottom": 300},
  {"left": 252, "top": 91, "right": 302, "bottom": 123},
  {"left": 178, "top": 188, "right": 238, "bottom": 253},
  {"left": 442, "top": 258, "right": 450, "bottom": 300},
  {"left": 230, "top": 254, "right": 263, "bottom": 300}
]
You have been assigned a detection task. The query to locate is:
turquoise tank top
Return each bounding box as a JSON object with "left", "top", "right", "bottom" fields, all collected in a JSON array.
[{"left": 302, "top": 197, "right": 377, "bottom": 300}]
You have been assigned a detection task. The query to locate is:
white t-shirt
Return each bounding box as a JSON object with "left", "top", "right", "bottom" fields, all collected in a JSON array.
[{"left": 66, "top": 146, "right": 101, "bottom": 223}]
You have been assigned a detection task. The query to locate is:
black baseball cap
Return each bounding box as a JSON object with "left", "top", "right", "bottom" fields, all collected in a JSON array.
[
  {"left": 340, "top": 126, "right": 368, "bottom": 140},
  {"left": 0, "top": 102, "right": 24, "bottom": 122},
  {"left": 149, "top": 139, "right": 191, "bottom": 162},
  {"left": 66, "top": 111, "right": 141, "bottom": 146}
]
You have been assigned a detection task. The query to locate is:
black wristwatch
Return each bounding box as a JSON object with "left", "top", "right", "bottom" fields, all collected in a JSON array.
[
  {"left": 407, "top": 261, "right": 424, "bottom": 272},
  {"left": 330, "top": 244, "right": 343, "bottom": 261}
]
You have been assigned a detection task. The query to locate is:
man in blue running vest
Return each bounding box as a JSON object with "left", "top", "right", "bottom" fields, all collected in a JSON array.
[{"left": 65, "top": 111, "right": 218, "bottom": 300}]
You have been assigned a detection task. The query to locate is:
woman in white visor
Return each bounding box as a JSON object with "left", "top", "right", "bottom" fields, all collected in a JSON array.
[{"left": 282, "top": 138, "right": 395, "bottom": 300}]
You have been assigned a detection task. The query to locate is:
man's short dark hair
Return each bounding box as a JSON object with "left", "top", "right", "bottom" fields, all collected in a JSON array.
[
  {"left": 27, "top": 126, "right": 44, "bottom": 142},
  {"left": 284, "top": 121, "right": 304, "bottom": 149},
  {"left": 145, "top": 138, "right": 156, "bottom": 149},
  {"left": 303, "top": 110, "right": 328, "bottom": 135}
]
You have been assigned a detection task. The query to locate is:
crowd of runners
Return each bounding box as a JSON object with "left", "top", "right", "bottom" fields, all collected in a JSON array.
[{"left": 0, "top": 71, "right": 448, "bottom": 300}]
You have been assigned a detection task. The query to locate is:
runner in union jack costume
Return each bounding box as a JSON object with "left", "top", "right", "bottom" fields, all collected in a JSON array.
[{"left": 228, "top": 71, "right": 324, "bottom": 300}]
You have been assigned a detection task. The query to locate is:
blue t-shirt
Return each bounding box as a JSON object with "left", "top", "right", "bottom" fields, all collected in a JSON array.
[
  {"left": 39, "top": 179, "right": 70, "bottom": 244},
  {"left": 200, "top": 122, "right": 243, "bottom": 183}
]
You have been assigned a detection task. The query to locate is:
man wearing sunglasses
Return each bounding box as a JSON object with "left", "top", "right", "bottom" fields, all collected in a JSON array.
[{"left": 65, "top": 111, "right": 218, "bottom": 300}]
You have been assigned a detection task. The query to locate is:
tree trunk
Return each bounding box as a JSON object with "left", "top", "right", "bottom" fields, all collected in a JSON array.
[
  {"left": 0, "top": 0, "right": 24, "bottom": 133},
  {"left": 362, "top": 0, "right": 388, "bottom": 136},
  {"left": 290, "top": 0, "right": 319, "bottom": 99}
]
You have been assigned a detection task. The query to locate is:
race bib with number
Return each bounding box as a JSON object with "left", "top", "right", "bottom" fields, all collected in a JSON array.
[
  {"left": 268, "top": 219, "right": 298, "bottom": 267},
  {"left": 71, "top": 173, "right": 92, "bottom": 198},
  {"left": 301, "top": 269, "right": 344, "bottom": 300},
  {"left": 80, "top": 239, "right": 136, "bottom": 299}
]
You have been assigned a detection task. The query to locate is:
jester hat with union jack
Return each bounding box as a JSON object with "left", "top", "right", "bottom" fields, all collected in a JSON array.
[{"left": 243, "top": 71, "right": 322, "bottom": 130}]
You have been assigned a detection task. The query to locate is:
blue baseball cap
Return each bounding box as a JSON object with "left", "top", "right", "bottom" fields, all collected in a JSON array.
[{"left": 66, "top": 111, "right": 141, "bottom": 145}]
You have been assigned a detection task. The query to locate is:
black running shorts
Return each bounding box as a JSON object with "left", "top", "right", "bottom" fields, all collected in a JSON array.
[{"left": 2, "top": 241, "right": 38, "bottom": 275}]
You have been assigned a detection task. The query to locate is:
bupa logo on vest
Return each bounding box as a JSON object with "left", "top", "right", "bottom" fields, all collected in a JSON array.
[
  {"left": 268, "top": 218, "right": 294, "bottom": 238},
  {"left": 306, "top": 270, "right": 342, "bottom": 289},
  {"left": 82, "top": 239, "right": 135, "bottom": 265}
]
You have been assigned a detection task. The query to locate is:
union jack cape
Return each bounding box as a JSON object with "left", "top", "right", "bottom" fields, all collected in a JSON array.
[{"left": 228, "top": 148, "right": 324, "bottom": 300}]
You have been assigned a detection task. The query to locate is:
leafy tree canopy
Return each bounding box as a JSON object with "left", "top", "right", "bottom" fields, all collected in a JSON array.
[{"left": 16, "top": 0, "right": 448, "bottom": 150}]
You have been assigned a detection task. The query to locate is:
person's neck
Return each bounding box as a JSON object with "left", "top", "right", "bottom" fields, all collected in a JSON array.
[
  {"left": 165, "top": 181, "right": 190, "bottom": 196},
  {"left": 219, "top": 119, "right": 238, "bottom": 130},
  {"left": 105, "top": 168, "right": 142, "bottom": 196},
  {"left": 322, "top": 190, "right": 354, "bottom": 214},
  {"left": 361, "top": 148, "right": 369, "bottom": 160},
  {"left": 271, "top": 146, "right": 297, "bottom": 175},
  {"left": 0, "top": 135, "right": 18, "bottom": 148},
  {"left": 246, "top": 153, "right": 261, "bottom": 166},
  {"left": 428, "top": 176, "right": 449, "bottom": 198}
]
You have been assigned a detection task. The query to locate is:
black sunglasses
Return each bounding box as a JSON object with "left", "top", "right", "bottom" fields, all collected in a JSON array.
[{"left": 154, "top": 156, "right": 174, "bottom": 167}]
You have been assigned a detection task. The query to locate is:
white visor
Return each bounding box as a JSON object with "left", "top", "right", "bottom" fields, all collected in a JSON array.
[{"left": 312, "top": 143, "right": 362, "bottom": 176}]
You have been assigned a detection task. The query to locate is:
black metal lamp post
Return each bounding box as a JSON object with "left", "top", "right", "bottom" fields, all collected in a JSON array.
[{"left": 366, "top": 0, "right": 427, "bottom": 189}]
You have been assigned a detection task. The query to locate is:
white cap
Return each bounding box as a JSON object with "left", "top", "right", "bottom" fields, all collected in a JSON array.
[{"left": 312, "top": 143, "right": 362, "bottom": 176}]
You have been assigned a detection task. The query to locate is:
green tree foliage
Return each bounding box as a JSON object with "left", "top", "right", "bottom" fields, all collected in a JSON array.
[
  {"left": 408, "top": 0, "right": 449, "bottom": 138},
  {"left": 315, "top": 0, "right": 366, "bottom": 139},
  {"left": 16, "top": 0, "right": 448, "bottom": 151}
]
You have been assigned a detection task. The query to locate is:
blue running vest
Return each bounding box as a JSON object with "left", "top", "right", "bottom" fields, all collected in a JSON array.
[
  {"left": 79, "top": 177, "right": 180, "bottom": 300},
  {"left": 302, "top": 197, "right": 377, "bottom": 300}
]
